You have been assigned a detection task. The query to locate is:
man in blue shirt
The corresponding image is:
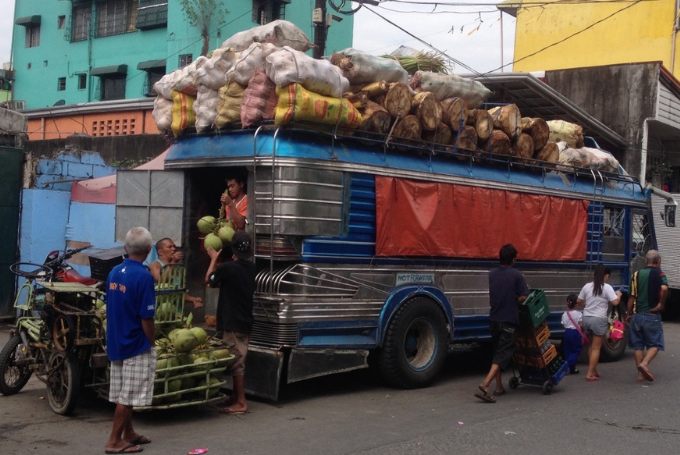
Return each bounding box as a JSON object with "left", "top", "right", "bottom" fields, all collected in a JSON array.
[
  {"left": 105, "top": 227, "right": 156, "bottom": 454},
  {"left": 475, "top": 244, "right": 529, "bottom": 403}
]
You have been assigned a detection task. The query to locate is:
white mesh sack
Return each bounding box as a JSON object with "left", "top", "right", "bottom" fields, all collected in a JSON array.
[
  {"left": 331, "top": 48, "right": 409, "bottom": 85},
  {"left": 410, "top": 71, "right": 491, "bottom": 108},
  {"left": 226, "top": 42, "right": 279, "bottom": 87},
  {"left": 220, "top": 20, "right": 313, "bottom": 53}
]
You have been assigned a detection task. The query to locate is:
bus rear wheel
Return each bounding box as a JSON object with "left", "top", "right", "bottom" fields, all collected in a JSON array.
[{"left": 377, "top": 297, "right": 448, "bottom": 389}]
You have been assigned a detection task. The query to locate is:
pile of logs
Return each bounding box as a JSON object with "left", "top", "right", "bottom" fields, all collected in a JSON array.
[{"left": 345, "top": 81, "right": 560, "bottom": 167}]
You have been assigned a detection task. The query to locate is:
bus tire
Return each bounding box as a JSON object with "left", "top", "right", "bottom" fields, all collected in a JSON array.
[
  {"left": 599, "top": 329, "right": 628, "bottom": 363},
  {"left": 378, "top": 297, "right": 448, "bottom": 389}
]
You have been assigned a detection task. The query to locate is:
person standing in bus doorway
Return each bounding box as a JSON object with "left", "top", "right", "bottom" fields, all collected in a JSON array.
[
  {"left": 105, "top": 227, "right": 156, "bottom": 454},
  {"left": 150, "top": 238, "right": 203, "bottom": 309},
  {"left": 205, "top": 231, "right": 256, "bottom": 415},
  {"left": 220, "top": 172, "right": 248, "bottom": 231},
  {"left": 475, "top": 244, "right": 529, "bottom": 403},
  {"left": 627, "top": 250, "right": 668, "bottom": 382}
]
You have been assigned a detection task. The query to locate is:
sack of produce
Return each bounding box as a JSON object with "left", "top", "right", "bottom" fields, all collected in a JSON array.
[
  {"left": 171, "top": 56, "right": 209, "bottom": 96},
  {"left": 153, "top": 96, "right": 173, "bottom": 134},
  {"left": 226, "top": 42, "right": 279, "bottom": 87},
  {"left": 583, "top": 147, "right": 620, "bottom": 173},
  {"left": 193, "top": 85, "right": 220, "bottom": 133},
  {"left": 331, "top": 48, "right": 409, "bottom": 85},
  {"left": 265, "top": 46, "right": 349, "bottom": 98},
  {"left": 214, "top": 80, "right": 246, "bottom": 129},
  {"left": 195, "top": 47, "right": 238, "bottom": 91},
  {"left": 221, "top": 19, "right": 313, "bottom": 52},
  {"left": 275, "top": 83, "right": 362, "bottom": 128},
  {"left": 154, "top": 72, "right": 180, "bottom": 100},
  {"left": 410, "top": 71, "right": 491, "bottom": 109},
  {"left": 170, "top": 90, "right": 196, "bottom": 137},
  {"left": 547, "top": 120, "right": 584, "bottom": 148},
  {"left": 241, "top": 69, "right": 278, "bottom": 128},
  {"left": 558, "top": 144, "right": 590, "bottom": 168}
]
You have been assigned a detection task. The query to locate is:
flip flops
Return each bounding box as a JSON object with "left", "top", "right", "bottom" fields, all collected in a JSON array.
[
  {"left": 474, "top": 392, "right": 497, "bottom": 403},
  {"left": 637, "top": 365, "right": 654, "bottom": 382},
  {"left": 105, "top": 443, "right": 143, "bottom": 454},
  {"left": 219, "top": 407, "right": 247, "bottom": 415},
  {"left": 131, "top": 436, "right": 151, "bottom": 445}
]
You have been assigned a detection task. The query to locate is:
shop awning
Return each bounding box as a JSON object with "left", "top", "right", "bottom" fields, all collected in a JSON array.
[
  {"left": 15, "top": 15, "right": 41, "bottom": 26},
  {"left": 91, "top": 64, "right": 128, "bottom": 76},
  {"left": 137, "top": 59, "right": 166, "bottom": 71}
]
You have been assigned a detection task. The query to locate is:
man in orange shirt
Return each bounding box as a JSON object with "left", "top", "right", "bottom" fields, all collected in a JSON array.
[{"left": 220, "top": 173, "right": 248, "bottom": 231}]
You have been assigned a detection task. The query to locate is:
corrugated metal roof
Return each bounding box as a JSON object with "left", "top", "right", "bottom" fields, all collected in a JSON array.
[{"left": 470, "top": 72, "right": 628, "bottom": 151}]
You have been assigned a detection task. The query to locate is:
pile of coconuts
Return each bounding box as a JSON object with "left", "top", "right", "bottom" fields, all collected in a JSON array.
[
  {"left": 153, "top": 326, "right": 231, "bottom": 404},
  {"left": 197, "top": 215, "right": 235, "bottom": 251}
]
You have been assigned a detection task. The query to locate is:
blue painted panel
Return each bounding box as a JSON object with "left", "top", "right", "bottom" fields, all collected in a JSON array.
[
  {"left": 66, "top": 202, "right": 121, "bottom": 277},
  {"left": 65, "top": 162, "right": 94, "bottom": 179},
  {"left": 298, "top": 320, "right": 378, "bottom": 348},
  {"left": 36, "top": 160, "right": 63, "bottom": 176},
  {"left": 19, "top": 189, "right": 71, "bottom": 265}
]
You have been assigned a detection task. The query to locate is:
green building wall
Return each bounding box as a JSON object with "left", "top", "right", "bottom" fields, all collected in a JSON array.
[{"left": 11, "top": 1, "right": 354, "bottom": 109}]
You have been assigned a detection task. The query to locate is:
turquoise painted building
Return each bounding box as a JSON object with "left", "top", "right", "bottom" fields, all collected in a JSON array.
[{"left": 11, "top": 1, "right": 354, "bottom": 109}]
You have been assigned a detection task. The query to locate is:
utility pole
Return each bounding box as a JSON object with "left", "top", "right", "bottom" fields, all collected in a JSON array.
[{"left": 313, "top": 0, "right": 327, "bottom": 59}]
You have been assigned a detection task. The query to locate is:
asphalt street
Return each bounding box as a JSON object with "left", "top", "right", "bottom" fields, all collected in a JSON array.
[{"left": 1, "top": 321, "right": 679, "bottom": 455}]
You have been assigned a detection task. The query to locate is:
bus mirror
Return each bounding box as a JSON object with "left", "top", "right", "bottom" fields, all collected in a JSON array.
[{"left": 664, "top": 203, "right": 676, "bottom": 227}]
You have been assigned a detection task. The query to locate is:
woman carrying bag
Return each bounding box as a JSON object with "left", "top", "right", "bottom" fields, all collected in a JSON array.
[{"left": 577, "top": 264, "right": 622, "bottom": 381}]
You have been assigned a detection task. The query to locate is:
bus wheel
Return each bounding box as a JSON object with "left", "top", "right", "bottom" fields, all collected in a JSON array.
[
  {"left": 600, "top": 329, "right": 628, "bottom": 362},
  {"left": 378, "top": 297, "right": 448, "bottom": 388}
]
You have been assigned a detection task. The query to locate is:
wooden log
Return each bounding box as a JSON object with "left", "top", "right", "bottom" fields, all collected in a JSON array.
[
  {"left": 361, "top": 80, "right": 390, "bottom": 99},
  {"left": 358, "top": 101, "right": 392, "bottom": 136},
  {"left": 412, "top": 92, "right": 442, "bottom": 131},
  {"left": 488, "top": 104, "right": 521, "bottom": 139},
  {"left": 481, "top": 130, "right": 512, "bottom": 157},
  {"left": 383, "top": 82, "right": 413, "bottom": 119},
  {"left": 422, "top": 123, "right": 453, "bottom": 152},
  {"left": 535, "top": 141, "right": 560, "bottom": 168},
  {"left": 391, "top": 114, "right": 422, "bottom": 151},
  {"left": 345, "top": 92, "right": 368, "bottom": 110},
  {"left": 513, "top": 133, "right": 534, "bottom": 164},
  {"left": 441, "top": 97, "right": 468, "bottom": 132},
  {"left": 453, "top": 125, "right": 478, "bottom": 160},
  {"left": 468, "top": 109, "right": 493, "bottom": 142},
  {"left": 521, "top": 117, "right": 550, "bottom": 152}
]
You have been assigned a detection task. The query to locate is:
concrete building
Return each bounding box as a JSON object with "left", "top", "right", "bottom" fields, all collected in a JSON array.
[
  {"left": 10, "top": 1, "right": 353, "bottom": 109},
  {"left": 501, "top": 0, "right": 680, "bottom": 77}
]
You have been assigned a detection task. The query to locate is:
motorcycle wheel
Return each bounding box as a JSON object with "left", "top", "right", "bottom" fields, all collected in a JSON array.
[
  {"left": 0, "top": 335, "right": 33, "bottom": 395},
  {"left": 46, "top": 351, "right": 80, "bottom": 415}
]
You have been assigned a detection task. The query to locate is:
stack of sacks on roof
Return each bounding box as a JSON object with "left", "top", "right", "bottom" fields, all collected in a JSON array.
[
  {"left": 556, "top": 141, "right": 620, "bottom": 173},
  {"left": 149, "top": 20, "right": 619, "bottom": 173}
]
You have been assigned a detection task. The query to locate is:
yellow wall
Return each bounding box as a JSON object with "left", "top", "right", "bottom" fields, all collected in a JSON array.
[{"left": 511, "top": 0, "right": 680, "bottom": 75}]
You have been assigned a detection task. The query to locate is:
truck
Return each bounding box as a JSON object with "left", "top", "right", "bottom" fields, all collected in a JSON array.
[{"left": 114, "top": 124, "right": 676, "bottom": 400}]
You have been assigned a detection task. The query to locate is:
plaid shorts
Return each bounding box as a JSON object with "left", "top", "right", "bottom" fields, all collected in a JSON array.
[
  {"left": 109, "top": 348, "right": 157, "bottom": 407},
  {"left": 222, "top": 332, "right": 249, "bottom": 376}
]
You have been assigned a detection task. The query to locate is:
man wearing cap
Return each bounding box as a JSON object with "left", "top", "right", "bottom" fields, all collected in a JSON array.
[{"left": 205, "top": 231, "right": 256, "bottom": 415}]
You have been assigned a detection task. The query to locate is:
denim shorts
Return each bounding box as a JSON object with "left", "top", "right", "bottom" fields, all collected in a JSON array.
[
  {"left": 628, "top": 313, "right": 664, "bottom": 351},
  {"left": 582, "top": 316, "right": 609, "bottom": 337}
]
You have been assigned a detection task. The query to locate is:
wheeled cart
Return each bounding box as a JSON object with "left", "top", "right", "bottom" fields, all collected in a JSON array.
[{"left": 510, "top": 289, "right": 569, "bottom": 395}]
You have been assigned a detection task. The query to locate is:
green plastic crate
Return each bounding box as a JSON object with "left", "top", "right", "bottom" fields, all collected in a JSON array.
[{"left": 520, "top": 289, "right": 549, "bottom": 328}]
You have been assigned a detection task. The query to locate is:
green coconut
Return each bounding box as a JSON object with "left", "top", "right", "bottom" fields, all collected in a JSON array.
[
  {"left": 197, "top": 377, "right": 221, "bottom": 398},
  {"left": 193, "top": 357, "right": 212, "bottom": 371},
  {"left": 95, "top": 298, "right": 106, "bottom": 309},
  {"left": 167, "top": 378, "right": 182, "bottom": 393},
  {"left": 171, "top": 328, "right": 199, "bottom": 353},
  {"left": 156, "top": 356, "right": 179, "bottom": 373},
  {"left": 156, "top": 301, "right": 176, "bottom": 321},
  {"left": 181, "top": 376, "right": 197, "bottom": 390},
  {"left": 217, "top": 226, "right": 235, "bottom": 244},
  {"left": 211, "top": 348, "right": 231, "bottom": 360},
  {"left": 204, "top": 233, "right": 223, "bottom": 251},
  {"left": 175, "top": 354, "right": 193, "bottom": 366},
  {"left": 190, "top": 327, "right": 208, "bottom": 346},
  {"left": 220, "top": 220, "right": 235, "bottom": 231},
  {"left": 197, "top": 216, "right": 217, "bottom": 235}
]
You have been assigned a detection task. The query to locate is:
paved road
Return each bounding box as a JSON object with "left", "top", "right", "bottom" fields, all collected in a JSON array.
[{"left": 1, "top": 321, "right": 680, "bottom": 455}]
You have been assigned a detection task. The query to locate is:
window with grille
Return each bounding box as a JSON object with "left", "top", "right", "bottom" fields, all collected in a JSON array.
[
  {"left": 97, "top": 0, "right": 137, "bottom": 38},
  {"left": 146, "top": 69, "right": 164, "bottom": 96},
  {"left": 72, "top": 5, "right": 92, "bottom": 42},
  {"left": 179, "top": 54, "right": 192, "bottom": 68},
  {"left": 137, "top": 0, "right": 167, "bottom": 30},
  {"left": 25, "top": 24, "right": 40, "bottom": 47},
  {"left": 58, "top": 16, "right": 66, "bottom": 29},
  {"left": 252, "top": 0, "right": 288, "bottom": 25},
  {"left": 604, "top": 207, "right": 625, "bottom": 238},
  {"left": 78, "top": 74, "right": 87, "bottom": 90},
  {"left": 57, "top": 77, "right": 66, "bottom": 91},
  {"left": 100, "top": 75, "right": 126, "bottom": 101},
  {"left": 632, "top": 210, "right": 653, "bottom": 254}
]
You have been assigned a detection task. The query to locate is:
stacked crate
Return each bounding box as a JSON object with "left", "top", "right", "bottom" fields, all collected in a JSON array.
[{"left": 514, "top": 289, "right": 570, "bottom": 387}]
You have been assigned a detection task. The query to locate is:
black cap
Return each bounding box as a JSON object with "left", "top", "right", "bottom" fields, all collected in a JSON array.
[{"left": 231, "top": 231, "right": 252, "bottom": 260}]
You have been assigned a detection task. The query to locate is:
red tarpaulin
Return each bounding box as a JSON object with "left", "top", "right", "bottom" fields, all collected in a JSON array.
[{"left": 375, "top": 176, "right": 589, "bottom": 261}]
